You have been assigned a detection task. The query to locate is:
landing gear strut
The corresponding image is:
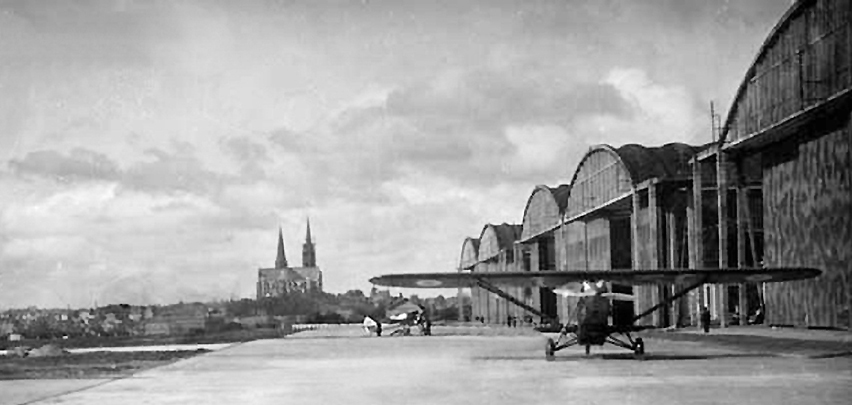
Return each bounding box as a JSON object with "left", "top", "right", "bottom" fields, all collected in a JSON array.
[
  {"left": 545, "top": 338, "right": 555, "bottom": 361},
  {"left": 632, "top": 337, "right": 645, "bottom": 359}
]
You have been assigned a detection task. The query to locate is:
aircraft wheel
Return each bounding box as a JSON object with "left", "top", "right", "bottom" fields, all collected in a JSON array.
[
  {"left": 633, "top": 338, "right": 645, "bottom": 357},
  {"left": 545, "top": 338, "right": 555, "bottom": 361}
]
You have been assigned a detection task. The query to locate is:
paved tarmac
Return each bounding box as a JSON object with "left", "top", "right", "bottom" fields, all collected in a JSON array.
[
  {"left": 667, "top": 325, "right": 852, "bottom": 343},
  {"left": 0, "top": 343, "right": 234, "bottom": 357},
  {"left": 3, "top": 326, "right": 851, "bottom": 405}
]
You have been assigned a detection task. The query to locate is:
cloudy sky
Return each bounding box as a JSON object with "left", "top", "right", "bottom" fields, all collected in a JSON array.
[{"left": 0, "top": 0, "right": 791, "bottom": 308}]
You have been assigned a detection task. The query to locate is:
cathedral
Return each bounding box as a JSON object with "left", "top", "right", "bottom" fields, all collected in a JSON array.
[{"left": 256, "top": 219, "right": 323, "bottom": 299}]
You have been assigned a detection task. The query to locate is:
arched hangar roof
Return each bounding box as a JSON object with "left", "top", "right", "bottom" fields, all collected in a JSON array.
[
  {"left": 615, "top": 143, "right": 702, "bottom": 183},
  {"left": 458, "top": 237, "right": 480, "bottom": 270},
  {"left": 478, "top": 223, "right": 522, "bottom": 261},
  {"left": 568, "top": 143, "right": 701, "bottom": 190},
  {"left": 720, "top": 0, "right": 851, "bottom": 146},
  {"left": 565, "top": 143, "right": 704, "bottom": 219},
  {"left": 520, "top": 184, "right": 571, "bottom": 242}
]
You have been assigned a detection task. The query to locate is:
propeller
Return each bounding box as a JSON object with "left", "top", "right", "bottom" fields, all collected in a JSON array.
[
  {"left": 553, "top": 289, "right": 597, "bottom": 297},
  {"left": 600, "top": 292, "right": 635, "bottom": 301},
  {"left": 553, "top": 282, "right": 589, "bottom": 297},
  {"left": 553, "top": 281, "right": 634, "bottom": 301}
]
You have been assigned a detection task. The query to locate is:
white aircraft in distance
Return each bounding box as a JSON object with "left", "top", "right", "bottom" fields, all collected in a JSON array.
[
  {"left": 363, "top": 302, "right": 431, "bottom": 337},
  {"left": 363, "top": 316, "right": 382, "bottom": 335},
  {"left": 369, "top": 267, "right": 822, "bottom": 359}
]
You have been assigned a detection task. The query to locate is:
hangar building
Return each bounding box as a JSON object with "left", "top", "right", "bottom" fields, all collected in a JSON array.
[
  {"left": 462, "top": 0, "right": 850, "bottom": 330},
  {"left": 698, "top": 0, "right": 851, "bottom": 329}
]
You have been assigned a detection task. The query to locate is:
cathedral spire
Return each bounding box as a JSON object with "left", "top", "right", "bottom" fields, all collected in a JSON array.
[
  {"left": 275, "top": 227, "right": 288, "bottom": 268},
  {"left": 302, "top": 218, "right": 316, "bottom": 268},
  {"left": 305, "top": 217, "right": 313, "bottom": 243}
]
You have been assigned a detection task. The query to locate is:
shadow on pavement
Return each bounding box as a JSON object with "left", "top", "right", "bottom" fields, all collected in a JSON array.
[{"left": 474, "top": 352, "right": 783, "bottom": 362}]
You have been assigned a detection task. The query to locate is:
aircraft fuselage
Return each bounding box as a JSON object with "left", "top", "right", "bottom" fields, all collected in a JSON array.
[{"left": 576, "top": 295, "right": 611, "bottom": 346}]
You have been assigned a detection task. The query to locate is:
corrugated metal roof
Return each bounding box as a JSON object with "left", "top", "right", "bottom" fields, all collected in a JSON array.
[
  {"left": 548, "top": 184, "right": 571, "bottom": 213},
  {"left": 491, "top": 223, "right": 522, "bottom": 251},
  {"left": 464, "top": 237, "right": 480, "bottom": 252},
  {"left": 614, "top": 143, "right": 706, "bottom": 184},
  {"left": 459, "top": 237, "right": 480, "bottom": 269},
  {"left": 720, "top": 0, "right": 812, "bottom": 144},
  {"left": 520, "top": 184, "right": 570, "bottom": 242}
]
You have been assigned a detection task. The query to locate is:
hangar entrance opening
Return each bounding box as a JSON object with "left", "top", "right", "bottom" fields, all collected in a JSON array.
[
  {"left": 538, "top": 235, "right": 558, "bottom": 323},
  {"left": 610, "top": 216, "right": 635, "bottom": 326}
]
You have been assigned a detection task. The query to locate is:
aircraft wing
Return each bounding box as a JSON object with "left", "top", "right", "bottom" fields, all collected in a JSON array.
[{"left": 369, "top": 267, "right": 821, "bottom": 289}]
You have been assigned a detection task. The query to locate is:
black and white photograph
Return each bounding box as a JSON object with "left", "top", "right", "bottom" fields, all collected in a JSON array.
[{"left": 0, "top": 0, "right": 850, "bottom": 404}]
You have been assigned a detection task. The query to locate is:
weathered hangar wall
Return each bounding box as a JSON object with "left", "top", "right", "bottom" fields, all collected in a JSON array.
[
  {"left": 585, "top": 217, "right": 611, "bottom": 270},
  {"left": 725, "top": 0, "right": 851, "bottom": 144},
  {"left": 566, "top": 149, "right": 632, "bottom": 219},
  {"left": 522, "top": 187, "right": 567, "bottom": 274},
  {"left": 633, "top": 184, "right": 696, "bottom": 327},
  {"left": 718, "top": 0, "right": 852, "bottom": 329},
  {"left": 562, "top": 147, "right": 636, "bottom": 326},
  {"left": 661, "top": 189, "right": 692, "bottom": 327},
  {"left": 558, "top": 216, "right": 631, "bottom": 325},
  {"left": 521, "top": 186, "right": 572, "bottom": 325},
  {"left": 763, "top": 111, "right": 852, "bottom": 328},
  {"left": 517, "top": 244, "right": 542, "bottom": 323},
  {"left": 564, "top": 221, "right": 586, "bottom": 271},
  {"left": 459, "top": 238, "right": 479, "bottom": 322},
  {"left": 569, "top": 217, "right": 611, "bottom": 325},
  {"left": 632, "top": 200, "right": 659, "bottom": 327},
  {"left": 559, "top": 221, "right": 585, "bottom": 325},
  {"left": 473, "top": 224, "right": 523, "bottom": 324}
]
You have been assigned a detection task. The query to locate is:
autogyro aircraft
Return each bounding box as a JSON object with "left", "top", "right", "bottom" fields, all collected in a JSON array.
[{"left": 369, "top": 267, "right": 821, "bottom": 359}]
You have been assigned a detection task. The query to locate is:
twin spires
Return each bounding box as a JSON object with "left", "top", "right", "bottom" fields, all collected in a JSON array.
[{"left": 275, "top": 219, "right": 316, "bottom": 269}]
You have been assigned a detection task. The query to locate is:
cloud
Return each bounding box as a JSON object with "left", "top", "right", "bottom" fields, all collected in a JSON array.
[
  {"left": 2, "top": 235, "right": 91, "bottom": 261},
  {"left": 0, "top": 179, "right": 284, "bottom": 307},
  {"left": 384, "top": 68, "right": 631, "bottom": 130},
  {"left": 7, "top": 146, "right": 241, "bottom": 198},
  {"left": 261, "top": 63, "right": 704, "bottom": 213},
  {"left": 577, "top": 67, "right": 704, "bottom": 146},
  {"left": 503, "top": 125, "right": 583, "bottom": 180},
  {"left": 0, "top": 0, "right": 176, "bottom": 69},
  {"left": 0, "top": 63, "right": 714, "bottom": 308},
  {"left": 8, "top": 148, "right": 121, "bottom": 183},
  {"left": 221, "top": 136, "right": 269, "bottom": 164},
  {"left": 266, "top": 67, "right": 634, "bottom": 197},
  {"left": 219, "top": 135, "right": 270, "bottom": 179}
]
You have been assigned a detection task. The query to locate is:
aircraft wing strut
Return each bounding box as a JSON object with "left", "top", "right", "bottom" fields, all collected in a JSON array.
[
  {"left": 474, "top": 277, "right": 554, "bottom": 323},
  {"left": 631, "top": 277, "right": 707, "bottom": 324}
]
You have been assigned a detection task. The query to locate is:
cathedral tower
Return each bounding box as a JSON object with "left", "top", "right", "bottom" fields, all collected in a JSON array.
[
  {"left": 275, "top": 227, "right": 288, "bottom": 268},
  {"left": 302, "top": 218, "right": 316, "bottom": 267}
]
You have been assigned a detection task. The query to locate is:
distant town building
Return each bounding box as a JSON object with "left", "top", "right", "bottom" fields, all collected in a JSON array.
[
  {"left": 257, "top": 219, "right": 323, "bottom": 299},
  {"left": 369, "top": 287, "right": 392, "bottom": 305},
  {"left": 0, "top": 321, "right": 14, "bottom": 337},
  {"left": 144, "top": 303, "right": 208, "bottom": 336}
]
